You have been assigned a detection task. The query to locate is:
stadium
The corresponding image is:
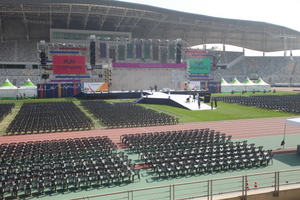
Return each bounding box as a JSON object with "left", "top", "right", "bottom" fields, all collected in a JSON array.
[{"left": 1, "top": 0, "right": 300, "bottom": 199}]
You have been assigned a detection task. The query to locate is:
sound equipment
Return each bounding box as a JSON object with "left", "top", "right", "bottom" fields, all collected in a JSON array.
[
  {"left": 176, "top": 43, "right": 182, "bottom": 63},
  {"left": 204, "top": 95, "right": 211, "bottom": 103},
  {"left": 90, "top": 41, "right": 96, "bottom": 66}
]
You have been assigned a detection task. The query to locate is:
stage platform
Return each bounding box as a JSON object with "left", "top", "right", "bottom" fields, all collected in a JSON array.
[
  {"left": 137, "top": 91, "right": 213, "bottom": 111},
  {"left": 82, "top": 90, "right": 213, "bottom": 110}
]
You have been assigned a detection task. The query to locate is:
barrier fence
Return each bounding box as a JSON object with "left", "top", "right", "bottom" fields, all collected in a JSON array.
[{"left": 68, "top": 168, "right": 300, "bottom": 200}]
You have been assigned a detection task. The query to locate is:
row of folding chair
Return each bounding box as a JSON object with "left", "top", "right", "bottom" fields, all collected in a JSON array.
[
  {"left": 5, "top": 101, "right": 94, "bottom": 135},
  {"left": 1, "top": 167, "right": 141, "bottom": 199},
  {"left": 152, "top": 149, "right": 274, "bottom": 178},
  {"left": 0, "top": 103, "right": 14, "bottom": 123},
  {"left": 213, "top": 94, "right": 300, "bottom": 114},
  {"left": 81, "top": 100, "right": 178, "bottom": 128}
]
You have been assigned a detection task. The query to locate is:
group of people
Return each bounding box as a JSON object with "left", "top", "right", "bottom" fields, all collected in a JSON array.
[
  {"left": 185, "top": 93, "right": 203, "bottom": 109},
  {"left": 186, "top": 94, "right": 218, "bottom": 110},
  {"left": 16, "top": 93, "right": 26, "bottom": 100},
  {"left": 150, "top": 85, "right": 158, "bottom": 92},
  {"left": 211, "top": 98, "right": 218, "bottom": 109}
]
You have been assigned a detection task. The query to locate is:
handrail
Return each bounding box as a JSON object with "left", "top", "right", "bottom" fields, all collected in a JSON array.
[{"left": 68, "top": 168, "right": 300, "bottom": 200}]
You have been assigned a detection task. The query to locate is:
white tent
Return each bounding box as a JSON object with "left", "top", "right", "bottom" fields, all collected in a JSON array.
[
  {"left": 17, "top": 79, "right": 37, "bottom": 98},
  {"left": 220, "top": 78, "right": 233, "bottom": 93},
  {"left": 282, "top": 118, "right": 300, "bottom": 148},
  {"left": 255, "top": 77, "right": 271, "bottom": 92},
  {"left": 242, "top": 77, "right": 256, "bottom": 92},
  {"left": 0, "top": 79, "right": 18, "bottom": 99},
  {"left": 286, "top": 118, "right": 300, "bottom": 126},
  {"left": 229, "top": 77, "right": 244, "bottom": 92}
]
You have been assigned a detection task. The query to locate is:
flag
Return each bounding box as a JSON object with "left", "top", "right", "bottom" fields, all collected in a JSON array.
[{"left": 290, "top": 50, "right": 293, "bottom": 61}]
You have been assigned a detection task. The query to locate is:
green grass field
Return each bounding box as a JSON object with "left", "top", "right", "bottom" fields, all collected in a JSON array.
[{"left": 0, "top": 91, "right": 299, "bottom": 135}]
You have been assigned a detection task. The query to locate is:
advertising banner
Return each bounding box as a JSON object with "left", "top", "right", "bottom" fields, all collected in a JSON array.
[
  {"left": 53, "top": 56, "right": 86, "bottom": 74},
  {"left": 37, "top": 83, "right": 82, "bottom": 98},
  {"left": 83, "top": 82, "right": 108, "bottom": 92}
]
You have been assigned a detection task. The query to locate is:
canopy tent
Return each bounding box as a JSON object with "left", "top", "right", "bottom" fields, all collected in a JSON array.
[
  {"left": 282, "top": 118, "right": 300, "bottom": 148},
  {"left": 22, "top": 78, "right": 36, "bottom": 87},
  {"left": 18, "top": 79, "right": 37, "bottom": 98},
  {"left": 242, "top": 77, "right": 256, "bottom": 92},
  {"left": 0, "top": 79, "right": 18, "bottom": 99},
  {"left": 220, "top": 78, "right": 233, "bottom": 93},
  {"left": 229, "top": 77, "right": 244, "bottom": 92},
  {"left": 0, "top": 78, "right": 15, "bottom": 87},
  {"left": 255, "top": 77, "right": 271, "bottom": 92}
]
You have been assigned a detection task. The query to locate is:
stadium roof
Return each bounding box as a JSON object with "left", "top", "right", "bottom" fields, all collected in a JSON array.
[{"left": 0, "top": 0, "right": 299, "bottom": 52}]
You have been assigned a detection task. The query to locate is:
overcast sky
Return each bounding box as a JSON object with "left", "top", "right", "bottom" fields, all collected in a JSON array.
[{"left": 119, "top": 0, "right": 300, "bottom": 55}]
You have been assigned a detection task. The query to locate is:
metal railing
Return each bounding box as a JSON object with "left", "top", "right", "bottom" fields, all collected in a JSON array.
[{"left": 69, "top": 168, "right": 300, "bottom": 200}]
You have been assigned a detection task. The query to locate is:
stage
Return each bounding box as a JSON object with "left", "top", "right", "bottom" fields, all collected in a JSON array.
[
  {"left": 137, "top": 91, "right": 213, "bottom": 111},
  {"left": 82, "top": 90, "right": 213, "bottom": 110}
]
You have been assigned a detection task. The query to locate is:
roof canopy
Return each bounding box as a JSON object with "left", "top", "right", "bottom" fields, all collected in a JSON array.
[
  {"left": 0, "top": 79, "right": 15, "bottom": 87},
  {"left": 229, "top": 78, "right": 242, "bottom": 85},
  {"left": 0, "top": 1, "right": 299, "bottom": 52},
  {"left": 242, "top": 77, "right": 254, "bottom": 84},
  {"left": 286, "top": 118, "right": 300, "bottom": 126},
  {"left": 255, "top": 78, "right": 269, "bottom": 85},
  {"left": 22, "top": 78, "right": 36, "bottom": 87}
]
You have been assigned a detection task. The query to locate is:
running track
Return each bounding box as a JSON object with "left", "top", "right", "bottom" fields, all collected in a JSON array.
[
  {"left": 2, "top": 87, "right": 300, "bottom": 153},
  {"left": 1, "top": 117, "right": 300, "bottom": 154}
]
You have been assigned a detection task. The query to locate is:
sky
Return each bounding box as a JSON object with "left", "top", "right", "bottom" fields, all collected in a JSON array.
[{"left": 119, "top": 0, "right": 300, "bottom": 56}]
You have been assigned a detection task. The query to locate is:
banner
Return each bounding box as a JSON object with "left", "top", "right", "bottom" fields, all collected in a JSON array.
[
  {"left": 83, "top": 82, "right": 108, "bottom": 92},
  {"left": 100, "top": 43, "right": 107, "bottom": 58},
  {"left": 118, "top": 45, "right": 125, "bottom": 60},
  {"left": 136, "top": 44, "right": 142, "bottom": 58},
  {"left": 127, "top": 44, "right": 133, "bottom": 58},
  {"left": 144, "top": 44, "right": 151, "bottom": 59},
  {"left": 53, "top": 56, "right": 86, "bottom": 74},
  {"left": 188, "top": 58, "right": 211, "bottom": 74},
  {"left": 113, "top": 63, "right": 186, "bottom": 68},
  {"left": 37, "top": 83, "right": 82, "bottom": 98}
]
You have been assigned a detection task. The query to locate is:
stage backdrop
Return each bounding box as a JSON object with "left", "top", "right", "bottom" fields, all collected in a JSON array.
[
  {"left": 185, "top": 81, "right": 221, "bottom": 93},
  {"left": 37, "top": 83, "right": 82, "bottom": 98}
]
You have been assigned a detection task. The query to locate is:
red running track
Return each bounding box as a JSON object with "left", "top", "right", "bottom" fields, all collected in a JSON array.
[{"left": 1, "top": 117, "right": 300, "bottom": 153}]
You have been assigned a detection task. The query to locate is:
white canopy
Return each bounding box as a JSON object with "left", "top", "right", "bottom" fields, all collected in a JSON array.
[
  {"left": 285, "top": 118, "right": 300, "bottom": 126},
  {"left": 282, "top": 118, "right": 300, "bottom": 148}
]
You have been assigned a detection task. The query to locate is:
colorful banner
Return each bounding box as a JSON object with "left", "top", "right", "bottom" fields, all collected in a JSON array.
[
  {"left": 37, "top": 83, "right": 82, "bottom": 98},
  {"left": 113, "top": 63, "right": 186, "bottom": 68},
  {"left": 188, "top": 58, "right": 211, "bottom": 74},
  {"left": 83, "top": 82, "right": 108, "bottom": 92},
  {"left": 185, "top": 49, "right": 208, "bottom": 58},
  {"left": 52, "top": 56, "right": 86, "bottom": 74}
]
